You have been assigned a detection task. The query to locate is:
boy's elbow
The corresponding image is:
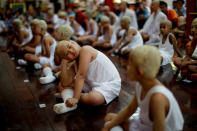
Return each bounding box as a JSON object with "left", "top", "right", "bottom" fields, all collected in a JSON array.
[
  {"left": 46, "top": 53, "right": 50, "bottom": 57},
  {"left": 77, "top": 73, "right": 86, "bottom": 80}
]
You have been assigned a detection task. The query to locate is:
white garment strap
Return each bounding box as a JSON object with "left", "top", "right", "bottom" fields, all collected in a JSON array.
[{"left": 192, "top": 45, "right": 197, "bottom": 59}]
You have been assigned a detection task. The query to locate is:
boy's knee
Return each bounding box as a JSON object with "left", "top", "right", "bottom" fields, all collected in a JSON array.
[
  {"left": 80, "top": 92, "right": 105, "bottom": 106},
  {"left": 24, "top": 54, "right": 30, "bottom": 60},
  {"left": 80, "top": 93, "right": 90, "bottom": 104}
]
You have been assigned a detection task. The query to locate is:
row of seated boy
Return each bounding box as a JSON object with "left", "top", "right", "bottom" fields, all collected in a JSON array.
[{"left": 0, "top": 4, "right": 196, "bottom": 131}]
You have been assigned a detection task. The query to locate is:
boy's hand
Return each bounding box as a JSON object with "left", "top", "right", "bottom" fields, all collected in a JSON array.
[
  {"left": 101, "top": 126, "right": 109, "bottom": 131},
  {"left": 104, "top": 113, "right": 117, "bottom": 122},
  {"left": 180, "top": 61, "right": 188, "bottom": 68},
  {"left": 106, "top": 50, "right": 113, "bottom": 55},
  {"left": 37, "top": 53, "right": 42, "bottom": 57},
  {"left": 62, "top": 59, "right": 69, "bottom": 65},
  {"left": 66, "top": 98, "right": 78, "bottom": 107},
  {"left": 54, "top": 54, "right": 61, "bottom": 66},
  {"left": 58, "top": 83, "right": 64, "bottom": 92}
]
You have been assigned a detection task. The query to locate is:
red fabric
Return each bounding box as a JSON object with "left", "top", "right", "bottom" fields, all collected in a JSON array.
[
  {"left": 76, "top": 11, "right": 86, "bottom": 23},
  {"left": 104, "top": 0, "right": 114, "bottom": 11},
  {"left": 186, "top": 0, "right": 195, "bottom": 37},
  {"left": 75, "top": 11, "right": 87, "bottom": 30},
  {"left": 167, "top": 9, "right": 178, "bottom": 21}
]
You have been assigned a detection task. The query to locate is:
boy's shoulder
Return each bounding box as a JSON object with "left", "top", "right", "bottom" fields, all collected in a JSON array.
[{"left": 80, "top": 45, "right": 93, "bottom": 53}]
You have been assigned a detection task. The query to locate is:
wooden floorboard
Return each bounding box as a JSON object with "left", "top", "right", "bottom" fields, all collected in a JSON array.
[{"left": 0, "top": 51, "right": 197, "bottom": 131}]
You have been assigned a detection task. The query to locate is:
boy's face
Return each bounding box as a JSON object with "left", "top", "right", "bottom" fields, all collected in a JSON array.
[
  {"left": 120, "top": 4, "right": 126, "bottom": 11},
  {"left": 60, "top": 42, "right": 79, "bottom": 62},
  {"left": 151, "top": 2, "right": 158, "bottom": 12},
  {"left": 160, "top": 5, "right": 167, "bottom": 13},
  {"left": 102, "top": 21, "right": 110, "bottom": 28},
  {"left": 69, "top": 16, "right": 75, "bottom": 23},
  {"left": 30, "top": 23, "right": 36, "bottom": 34},
  {"left": 191, "top": 21, "right": 197, "bottom": 39},
  {"left": 34, "top": 25, "right": 40, "bottom": 35},
  {"left": 120, "top": 21, "right": 128, "bottom": 29},
  {"left": 13, "top": 23, "right": 19, "bottom": 31},
  {"left": 160, "top": 23, "right": 171, "bottom": 35},
  {"left": 35, "top": 24, "right": 44, "bottom": 35},
  {"left": 177, "top": 1, "right": 183, "bottom": 9},
  {"left": 104, "top": 9, "right": 109, "bottom": 15},
  {"left": 54, "top": 30, "right": 64, "bottom": 41},
  {"left": 178, "top": 24, "right": 186, "bottom": 31}
]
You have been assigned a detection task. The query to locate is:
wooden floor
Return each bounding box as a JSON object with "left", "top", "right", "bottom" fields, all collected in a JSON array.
[{"left": 0, "top": 51, "right": 197, "bottom": 131}]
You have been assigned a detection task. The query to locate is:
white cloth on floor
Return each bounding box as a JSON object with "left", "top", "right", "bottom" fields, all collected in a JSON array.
[
  {"left": 18, "top": 59, "right": 27, "bottom": 65},
  {"left": 39, "top": 67, "right": 56, "bottom": 84},
  {"left": 121, "top": 27, "right": 143, "bottom": 52},
  {"left": 84, "top": 51, "right": 121, "bottom": 104},
  {"left": 158, "top": 33, "right": 174, "bottom": 66},
  {"left": 128, "top": 83, "right": 184, "bottom": 131},
  {"left": 34, "top": 63, "right": 42, "bottom": 69},
  {"left": 53, "top": 89, "right": 77, "bottom": 114}
]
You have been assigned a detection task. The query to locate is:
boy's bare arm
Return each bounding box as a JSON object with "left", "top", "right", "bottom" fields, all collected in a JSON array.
[
  {"left": 31, "top": 35, "right": 42, "bottom": 47},
  {"left": 66, "top": 47, "right": 92, "bottom": 107},
  {"left": 150, "top": 93, "right": 168, "bottom": 131},
  {"left": 169, "top": 33, "right": 183, "bottom": 57},
  {"left": 105, "top": 26, "right": 113, "bottom": 43},
  {"left": 107, "top": 32, "right": 125, "bottom": 54},
  {"left": 93, "top": 26, "right": 112, "bottom": 46},
  {"left": 95, "top": 23, "right": 101, "bottom": 41},
  {"left": 74, "top": 23, "right": 80, "bottom": 35},
  {"left": 43, "top": 36, "right": 53, "bottom": 57},
  {"left": 103, "top": 95, "right": 138, "bottom": 130},
  {"left": 52, "top": 66, "right": 61, "bottom": 73},
  {"left": 89, "top": 21, "right": 94, "bottom": 35},
  {"left": 119, "top": 29, "right": 134, "bottom": 50}
]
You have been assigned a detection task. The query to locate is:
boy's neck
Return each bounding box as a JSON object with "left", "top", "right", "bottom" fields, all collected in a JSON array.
[
  {"left": 139, "top": 78, "right": 160, "bottom": 92},
  {"left": 162, "top": 32, "right": 169, "bottom": 37}
]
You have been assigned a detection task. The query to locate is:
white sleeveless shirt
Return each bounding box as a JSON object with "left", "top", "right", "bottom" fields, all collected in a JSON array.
[
  {"left": 84, "top": 51, "right": 121, "bottom": 104},
  {"left": 121, "top": 27, "right": 143, "bottom": 52},
  {"left": 21, "top": 26, "right": 33, "bottom": 45},
  {"left": 41, "top": 32, "right": 57, "bottom": 60},
  {"left": 71, "top": 20, "right": 85, "bottom": 36},
  {"left": 98, "top": 26, "right": 117, "bottom": 46},
  {"left": 130, "top": 83, "right": 184, "bottom": 131},
  {"left": 191, "top": 44, "right": 197, "bottom": 60},
  {"left": 86, "top": 19, "right": 98, "bottom": 36},
  {"left": 159, "top": 33, "right": 174, "bottom": 66}
]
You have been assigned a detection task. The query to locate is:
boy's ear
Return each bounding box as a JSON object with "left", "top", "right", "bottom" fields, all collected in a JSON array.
[
  {"left": 41, "top": 28, "right": 44, "bottom": 33},
  {"left": 136, "top": 68, "right": 144, "bottom": 79}
]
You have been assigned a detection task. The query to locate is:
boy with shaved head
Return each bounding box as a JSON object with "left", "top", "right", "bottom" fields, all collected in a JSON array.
[
  {"left": 141, "top": 0, "right": 167, "bottom": 45},
  {"left": 102, "top": 45, "right": 184, "bottom": 131},
  {"left": 23, "top": 20, "right": 57, "bottom": 83}
]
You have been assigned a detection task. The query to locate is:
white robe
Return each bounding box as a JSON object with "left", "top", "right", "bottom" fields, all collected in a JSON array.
[
  {"left": 119, "top": 8, "right": 138, "bottom": 30},
  {"left": 142, "top": 10, "right": 167, "bottom": 45},
  {"left": 159, "top": 34, "right": 174, "bottom": 66}
]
